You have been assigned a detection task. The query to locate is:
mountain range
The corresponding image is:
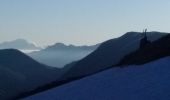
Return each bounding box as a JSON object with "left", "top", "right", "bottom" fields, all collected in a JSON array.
[
  {"left": 23, "top": 32, "right": 170, "bottom": 100},
  {"left": 29, "top": 43, "right": 99, "bottom": 68},
  {"left": 62, "top": 32, "right": 167, "bottom": 79},
  {"left": 1, "top": 31, "right": 170, "bottom": 100},
  {"left": 15, "top": 31, "right": 169, "bottom": 100}
]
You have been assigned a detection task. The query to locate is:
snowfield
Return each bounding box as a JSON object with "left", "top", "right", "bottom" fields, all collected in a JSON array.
[{"left": 24, "top": 56, "right": 170, "bottom": 100}]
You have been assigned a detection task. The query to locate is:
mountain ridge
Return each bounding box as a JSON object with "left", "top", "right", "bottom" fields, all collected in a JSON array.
[
  {"left": 0, "top": 39, "right": 41, "bottom": 50},
  {"left": 62, "top": 31, "right": 167, "bottom": 79},
  {"left": 29, "top": 43, "right": 99, "bottom": 68},
  {"left": 0, "top": 49, "right": 61, "bottom": 100},
  {"left": 118, "top": 34, "right": 170, "bottom": 66}
]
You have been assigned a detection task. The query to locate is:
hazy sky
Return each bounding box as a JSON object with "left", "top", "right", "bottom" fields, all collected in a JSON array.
[{"left": 0, "top": 0, "right": 170, "bottom": 46}]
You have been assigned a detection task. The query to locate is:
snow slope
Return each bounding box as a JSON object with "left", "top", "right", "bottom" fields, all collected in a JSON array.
[{"left": 24, "top": 56, "right": 170, "bottom": 100}]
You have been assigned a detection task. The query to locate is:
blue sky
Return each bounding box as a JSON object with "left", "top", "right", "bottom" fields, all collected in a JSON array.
[{"left": 0, "top": 0, "right": 170, "bottom": 46}]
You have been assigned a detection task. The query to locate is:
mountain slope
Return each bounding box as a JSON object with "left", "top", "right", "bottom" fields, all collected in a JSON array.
[
  {"left": 63, "top": 32, "right": 167, "bottom": 79},
  {"left": 0, "top": 49, "right": 60, "bottom": 100},
  {"left": 24, "top": 56, "right": 170, "bottom": 100},
  {"left": 29, "top": 43, "right": 99, "bottom": 68},
  {"left": 119, "top": 34, "right": 170, "bottom": 66},
  {"left": 0, "top": 39, "right": 40, "bottom": 50}
]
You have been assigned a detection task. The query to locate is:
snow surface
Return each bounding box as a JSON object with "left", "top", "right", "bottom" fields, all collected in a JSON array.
[{"left": 24, "top": 57, "right": 170, "bottom": 100}]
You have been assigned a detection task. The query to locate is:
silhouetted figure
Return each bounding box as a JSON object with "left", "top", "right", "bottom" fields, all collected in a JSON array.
[{"left": 140, "top": 29, "right": 151, "bottom": 48}]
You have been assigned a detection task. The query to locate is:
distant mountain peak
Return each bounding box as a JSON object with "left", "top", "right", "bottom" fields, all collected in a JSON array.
[
  {"left": 54, "top": 43, "right": 66, "bottom": 47},
  {"left": 4, "top": 39, "right": 31, "bottom": 44},
  {"left": 45, "top": 43, "right": 68, "bottom": 51},
  {"left": 0, "top": 39, "right": 41, "bottom": 50},
  {"left": 13, "top": 38, "right": 28, "bottom": 42},
  {"left": 44, "top": 42, "right": 99, "bottom": 51}
]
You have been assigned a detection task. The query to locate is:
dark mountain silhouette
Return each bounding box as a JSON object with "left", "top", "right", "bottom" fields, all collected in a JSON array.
[
  {"left": 62, "top": 32, "right": 167, "bottom": 79},
  {"left": 118, "top": 34, "right": 170, "bottom": 66},
  {"left": 140, "top": 29, "right": 151, "bottom": 49},
  {"left": 0, "top": 39, "right": 41, "bottom": 50},
  {"left": 0, "top": 49, "right": 61, "bottom": 100},
  {"left": 29, "top": 43, "right": 99, "bottom": 68}
]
